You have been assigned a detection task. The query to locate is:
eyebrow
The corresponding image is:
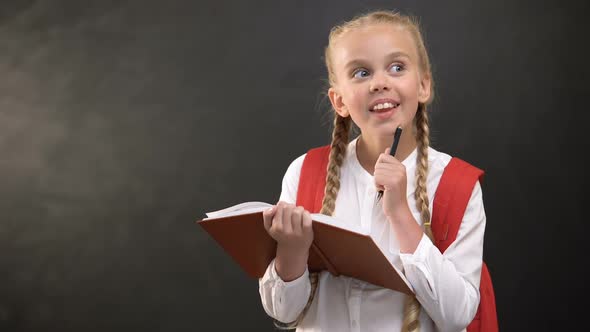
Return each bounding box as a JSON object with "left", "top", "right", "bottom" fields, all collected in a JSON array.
[{"left": 343, "top": 51, "right": 411, "bottom": 70}]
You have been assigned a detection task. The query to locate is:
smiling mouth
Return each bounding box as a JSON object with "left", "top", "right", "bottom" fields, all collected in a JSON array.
[{"left": 369, "top": 102, "right": 400, "bottom": 113}]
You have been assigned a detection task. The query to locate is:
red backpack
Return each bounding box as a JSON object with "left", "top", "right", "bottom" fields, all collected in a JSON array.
[{"left": 295, "top": 145, "right": 498, "bottom": 332}]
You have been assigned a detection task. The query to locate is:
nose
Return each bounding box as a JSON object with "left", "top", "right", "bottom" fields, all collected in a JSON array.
[{"left": 369, "top": 72, "right": 390, "bottom": 92}]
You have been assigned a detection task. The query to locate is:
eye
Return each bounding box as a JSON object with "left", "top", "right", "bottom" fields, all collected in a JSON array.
[
  {"left": 352, "top": 68, "right": 370, "bottom": 78},
  {"left": 390, "top": 64, "right": 405, "bottom": 73}
]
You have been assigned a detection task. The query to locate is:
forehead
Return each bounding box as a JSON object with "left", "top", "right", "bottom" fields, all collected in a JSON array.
[{"left": 331, "top": 23, "right": 418, "bottom": 69}]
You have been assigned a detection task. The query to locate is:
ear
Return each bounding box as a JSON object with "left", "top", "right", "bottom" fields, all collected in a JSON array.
[
  {"left": 328, "top": 87, "right": 349, "bottom": 118},
  {"left": 417, "top": 73, "right": 432, "bottom": 104}
]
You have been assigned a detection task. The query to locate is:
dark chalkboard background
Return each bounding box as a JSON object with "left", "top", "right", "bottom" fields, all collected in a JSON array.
[{"left": 0, "top": 0, "right": 587, "bottom": 331}]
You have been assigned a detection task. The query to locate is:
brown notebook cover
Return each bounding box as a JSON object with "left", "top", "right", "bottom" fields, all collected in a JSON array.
[{"left": 197, "top": 206, "right": 413, "bottom": 295}]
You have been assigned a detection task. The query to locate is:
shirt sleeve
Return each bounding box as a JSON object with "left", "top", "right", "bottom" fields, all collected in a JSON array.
[
  {"left": 278, "top": 153, "right": 305, "bottom": 204},
  {"left": 399, "top": 181, "right": 486, "bottom": 332},
  {"left": 258, "top": 259, "right": 311, "bottom": 323},
  {"left": 258, "top": 153, "right": 310, "bottom": 323}
]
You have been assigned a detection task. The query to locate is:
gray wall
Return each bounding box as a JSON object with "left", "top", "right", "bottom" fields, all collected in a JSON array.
[{"left": 0, "top": 0, "right": 587, "bottom": 331}]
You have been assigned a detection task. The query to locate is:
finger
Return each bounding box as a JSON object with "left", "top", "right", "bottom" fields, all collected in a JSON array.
[
  {"left": 302, "top": 211, "right": 313, "bottom": 235},
  {"left": 377, "top": 153, "right": 395, "bottom": 166},
  {"left": 374, "top": 167, "right": 399, "bottom": 178},
  {"left": 263, "top": 205, "right": 276, "bottom": 231},
  {"left": 374, "top": 163, "right": 392, "bottom": 171},
  {"left": 272, "top": 203, "right": 284, "bottom": 232},
  {"left": 375, "top": 168, "right": 403, "bottom": 182},
  {"left": 375, "top": 159, "right": 402, "bottom": 172},
  {"left": 374, "top": 172, "right": 389, "bottom": 191},
  {"left": 282, "top": 205, "right": 293, "bottom": 234},
  {"left": 382, "top": 154, "right": 400, "bottom": 164},
  {"left": 373, "top": 168, "right": 394, "bottom": 181},
  {"left": 292, "top": 207, "right": 304, "bottom": 235}
]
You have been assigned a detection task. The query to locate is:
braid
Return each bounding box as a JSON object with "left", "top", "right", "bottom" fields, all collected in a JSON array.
[
  {"left": 414, "top": 103, "right": 434, "bottom": 241},
  {"left": 402, "top": 295, "right": 421, "bottom": 332},
  {"left": 320, "top": 114, "right": 351, "bottom": 215},
  {"left": 401, "top": 103, "right": 433, "bottom": 332},
  {"left": 274, "top": 113, "right": 351, "bottom": 330}
]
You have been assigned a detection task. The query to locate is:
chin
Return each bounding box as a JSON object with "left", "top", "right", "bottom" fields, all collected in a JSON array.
[{"left": 379, "top": 121, "right": 403, "bottom": 132}]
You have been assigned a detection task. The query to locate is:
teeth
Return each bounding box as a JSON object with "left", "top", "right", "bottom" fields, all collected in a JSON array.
[{"left": 372, "top": 102, "right": 398, "bottom": 111}]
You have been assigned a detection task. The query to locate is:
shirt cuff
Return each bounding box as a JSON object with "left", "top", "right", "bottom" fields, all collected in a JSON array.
[
  {"left": 399, "top": 232, "right": 432, "bottom": 262},
  {"left": 267, "top": 258, "right": 310, "bottom": 288},
  {"left": 399, "top": 233, "right": 438, "bottom": 300}
]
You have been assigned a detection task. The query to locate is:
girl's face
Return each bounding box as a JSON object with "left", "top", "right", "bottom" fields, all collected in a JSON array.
[{"left": 328, "top": 23, "right": 431, "bottom": 138}]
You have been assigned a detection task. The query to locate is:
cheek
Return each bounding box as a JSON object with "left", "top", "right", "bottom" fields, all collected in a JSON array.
[
  {"left": 343, "top": 88, "right": 362, "bottom": 104},
  {"left": 398, "top": 79, "right": 420, "bottom": 100},
  {"left": 342, "top": 90, "right": 366, "bottom": 113}
]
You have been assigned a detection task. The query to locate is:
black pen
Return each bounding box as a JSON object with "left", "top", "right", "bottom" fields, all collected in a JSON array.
[{"left": 377, "top": 126, "right": 402, "bottom": 201}]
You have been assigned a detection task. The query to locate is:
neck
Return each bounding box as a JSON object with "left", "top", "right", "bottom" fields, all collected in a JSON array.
[{"left": 356, "top": 130, "right": 417, "bottom": 175}]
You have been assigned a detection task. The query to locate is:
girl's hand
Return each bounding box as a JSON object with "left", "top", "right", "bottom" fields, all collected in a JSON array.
[
  {"left": 262, "top": 201, "right": 314, "bottom": 257},
  {"left": 374, "top": 147, "right": 409, "bottom": 219},
  {"left": 263, "top": 201, "right": 314, "bottom": 281}
]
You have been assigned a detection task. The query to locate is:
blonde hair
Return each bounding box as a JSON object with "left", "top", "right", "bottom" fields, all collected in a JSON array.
[{"left": 276, "top": 10, "right": 435, "bottom": 332}]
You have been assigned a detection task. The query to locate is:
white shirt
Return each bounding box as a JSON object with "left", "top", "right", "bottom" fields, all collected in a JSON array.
[{"left": 259, "top": 136, "right": 486, "bottom": 332}]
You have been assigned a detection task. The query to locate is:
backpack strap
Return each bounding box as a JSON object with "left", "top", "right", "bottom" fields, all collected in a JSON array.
[
  {"left": 431, "top": 158, "right": 498, "bottom": 332},
  {"left": 296, "top": 145, "right": 331, "bottom": 213},
  {"left": 295, "top": 145, "right": 340, "bottom": 276},
  {"left": 431, "top": 157, "right": 484, "bottom": 253}
]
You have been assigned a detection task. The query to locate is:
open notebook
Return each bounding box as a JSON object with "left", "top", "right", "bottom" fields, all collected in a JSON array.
[{"left": 198, "top": 201, "right": 413, "bottom": 295}]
